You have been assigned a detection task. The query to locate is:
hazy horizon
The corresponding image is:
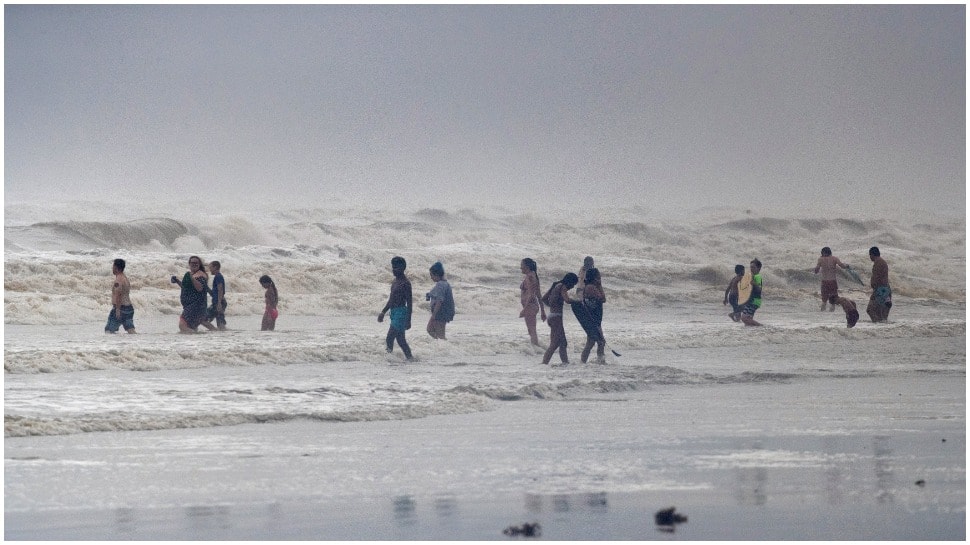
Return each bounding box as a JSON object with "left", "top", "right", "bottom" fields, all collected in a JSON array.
[{"left": 5, "top": 5, "right": 965, "bottom": 214}]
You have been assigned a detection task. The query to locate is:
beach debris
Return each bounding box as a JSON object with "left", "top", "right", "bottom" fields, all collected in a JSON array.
[
  {"left": 915, "top": 479, "right": 926, "bottom": 487},
  {"left": 655, "top": 506, "right": 688, "bottom": 531},
  {"left": 503, "top": 522, "right": 541, "bottom": 538}
]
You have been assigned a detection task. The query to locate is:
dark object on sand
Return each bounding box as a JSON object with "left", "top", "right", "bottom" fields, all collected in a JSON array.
[
  {"left": 503, "top": 522, "right": 541, "bottom": 538},
  {"left": 915, "top": 479, "right": 926, "bottom": 487},
  {"left": 655, "top": 506, "right": 688, "bottom": 528}
]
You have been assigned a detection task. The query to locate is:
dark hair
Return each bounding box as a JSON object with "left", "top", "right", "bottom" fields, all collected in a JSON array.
[
  {"left": 391, "top": 256, "right": 407, "bottom": 269},
  {"left": 113, "top": 258, "right": 126, "bottom": 272},
  {"left": 869, "top": 246, "right": 880, "bottom": 257},
  {"left": 522, "top": 258, "right": 540, "bottom": 288},
  {"left": 260, "top": 275, "right": 278, "bottom": 299},
  {"left": 821, "top": 247, "right": 832, "bottom": 256},
  {"left": 734, "top": 264, "right": 744, "bottom": 275},
  {"left": 429, "top": 261, "right": 445, "bottom": 277},
  {"left": 584, "top": 267, "right": 600, "bottom": 285},
  {"left": 750, "top": 258, "right": 762, "bottom": 269},
  {"left": 189, "top": 255, "right": 206, "bottom": 273},
  {"left": 210, "top": 260, "right": 221, "bottom": 270},
  {"left": 547, "top": 272, "right": 580, "bottom": 296}
]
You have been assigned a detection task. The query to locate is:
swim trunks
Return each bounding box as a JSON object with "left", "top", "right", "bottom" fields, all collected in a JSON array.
[
  {"left": 105, "top": 305, "right": 135, "bottom": 332},
  {"left": 389, "top": 306, "right": 408, "bottom": 331},
  {"left": 820, "top": 280, "right": 839, "bottom": 301},
  {"left": 872, "top": 286, "right": 892, "bottom": 307}
]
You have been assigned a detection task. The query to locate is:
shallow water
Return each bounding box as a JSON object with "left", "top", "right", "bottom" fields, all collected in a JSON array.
[{"left": 5, "top": 204, "right": 965, "bottom": 539}]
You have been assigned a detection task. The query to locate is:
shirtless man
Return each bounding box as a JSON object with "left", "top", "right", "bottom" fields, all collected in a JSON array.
[
  {"left": 814, "top": 247, "right": 848, "bottom": 311},
  {"left": 378, "top": 256, "right": 413, "bottom": 360},
  {"left": 866, "top": 246, "right": 892, "bottom": 323},
  {"left": 105, "top": 258, "right": 136, "bottom": 333}
]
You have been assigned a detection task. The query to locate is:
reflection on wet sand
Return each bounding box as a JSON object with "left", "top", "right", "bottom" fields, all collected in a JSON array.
[
  {"left": 873, "top": 435, "right": 894, "bottom": 504},
  {"left": 524, "top": 492, "right": 609, "bottom": 514},
  {"left": 733, "top": 441, "right": 768, "bottom": 506}
]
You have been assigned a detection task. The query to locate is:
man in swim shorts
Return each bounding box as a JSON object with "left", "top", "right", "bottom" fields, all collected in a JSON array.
[
  {"left": 866, "top": 246, "right": 892, "bottom": 323},
  {"left": 105, "top": 258, "right": 136, "bottom": 333},
  {"left": 814, "top": 247, "right": 848, "bottom": 311},
  {"left": 378, "top": 256, "right": 413, "bottom": 360},
  {"left": 740, "top": 259, "right": 763, "bottom": 327}
]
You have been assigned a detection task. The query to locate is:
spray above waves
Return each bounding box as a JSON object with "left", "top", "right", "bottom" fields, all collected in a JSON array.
[{"left": 3, "top": 206, "right": 965, "bottom": 325}]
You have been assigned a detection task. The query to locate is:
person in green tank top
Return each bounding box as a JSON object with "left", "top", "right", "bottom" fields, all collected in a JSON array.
[{"left": 741, "top": 258, "right": 763, "bottom": 326}]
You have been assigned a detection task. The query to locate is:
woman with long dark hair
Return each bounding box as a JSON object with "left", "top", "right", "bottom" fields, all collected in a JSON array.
[{"left": 519, "top": 258, "right": 546, "bottom": 346}]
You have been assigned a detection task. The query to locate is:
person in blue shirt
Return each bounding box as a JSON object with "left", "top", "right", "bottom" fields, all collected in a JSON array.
[{"left": 206, "top": 260, "right": 227, "bottom": 330}]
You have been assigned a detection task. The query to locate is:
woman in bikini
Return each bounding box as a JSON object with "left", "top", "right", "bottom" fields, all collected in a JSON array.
[
  {"left": 260, "top": 275, "right": 279, "bottom": 331},
  {"left": 541, "top": 272, "right": 579, "bottom": 365},
  {"left": 519, "top": 258, "right": 546, "bottom": 346}
]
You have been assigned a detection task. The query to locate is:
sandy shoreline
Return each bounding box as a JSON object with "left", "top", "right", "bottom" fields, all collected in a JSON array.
[{"left": 5, "top": 374, "right": 964, "bottom": 540}]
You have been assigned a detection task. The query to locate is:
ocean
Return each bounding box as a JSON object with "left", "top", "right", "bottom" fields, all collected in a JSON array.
[{"left": 4, "top": 201, "right": 965, "bottom": 539}]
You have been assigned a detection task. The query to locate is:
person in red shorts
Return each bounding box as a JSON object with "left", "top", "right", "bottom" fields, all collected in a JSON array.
[{"left": 814, "top": 247, "right": 848, "bottom": 312}]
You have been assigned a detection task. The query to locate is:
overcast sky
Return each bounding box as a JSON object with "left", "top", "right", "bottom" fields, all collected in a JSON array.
[{"left": 5, "top": 5, "right": 965, "bottom": 213}]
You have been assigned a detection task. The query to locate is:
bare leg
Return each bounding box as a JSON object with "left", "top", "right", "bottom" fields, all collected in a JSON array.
[
  {"left": 542, "top": 317, "right": 566, "bottom": 364},
  {"left": 524, "top": 312, "right": 540, "bottom": 346},
  {"left": 581, "top": 338, "right": 594, "bottom": 363}
]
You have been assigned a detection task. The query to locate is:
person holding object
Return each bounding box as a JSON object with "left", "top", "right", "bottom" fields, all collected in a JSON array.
[
  {"left": 172, "top": 256, "right": 214, "bottom": 333},
  {"left": 814, "top": 247, "right": 848, "bottom": 311},
  {"left": 740, "top": 259, "right": 764, "bottom": 327}
]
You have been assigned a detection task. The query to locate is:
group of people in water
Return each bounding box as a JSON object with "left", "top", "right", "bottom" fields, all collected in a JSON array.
[
  {"left": 106, "top": 245, "right": 894, "bottom": 363},
  {"left": 722, "top": 246, "right": 893, "bottom": 329},
  {"left": 518, "top": 256, "right": 610, "bottom": 365},
  {"left": 104, "top": 256, "right": 279, "bottom": 334},
  {"left": 376, "top": 257, "right": 456, "bottom": 361}
]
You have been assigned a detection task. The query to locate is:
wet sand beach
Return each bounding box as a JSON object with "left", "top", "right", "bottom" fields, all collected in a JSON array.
[{"left": 6, "top": 372, "right": 964, "bottom": 540}]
